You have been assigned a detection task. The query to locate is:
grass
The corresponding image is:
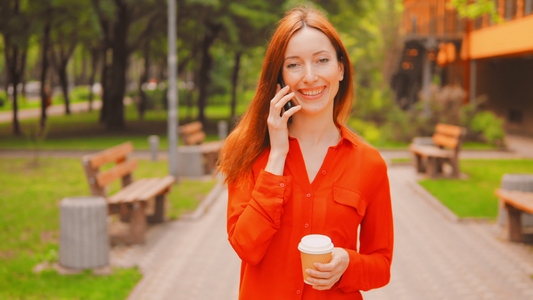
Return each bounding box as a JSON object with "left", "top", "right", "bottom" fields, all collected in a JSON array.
[
  {"left": 0, "top": 157, "right": 217, "bottom": 299},
  {"left": 418, "top": 159, "right": 533, "bottom": 219},
  {"left": 0, "top": 104, "right": 247, "bottom": 150}
]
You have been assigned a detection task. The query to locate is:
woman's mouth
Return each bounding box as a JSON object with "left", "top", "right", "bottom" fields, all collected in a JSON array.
[{"left": 299, "top": 86, "right": 326, "bottom": 98}]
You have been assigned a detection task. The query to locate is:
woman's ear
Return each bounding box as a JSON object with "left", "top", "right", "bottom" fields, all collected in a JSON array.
[{"left": 338, "top": 62, "right": 344, "bottom": 81}]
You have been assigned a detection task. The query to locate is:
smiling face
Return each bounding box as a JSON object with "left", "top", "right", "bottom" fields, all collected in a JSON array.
[{"left": 282, "top": 27, "right": 344, "bottom": 118}]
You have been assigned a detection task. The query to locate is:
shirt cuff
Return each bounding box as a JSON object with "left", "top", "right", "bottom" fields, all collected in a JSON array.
[{"left": 255, "top": 169, "right": 291, "bottom": 203}]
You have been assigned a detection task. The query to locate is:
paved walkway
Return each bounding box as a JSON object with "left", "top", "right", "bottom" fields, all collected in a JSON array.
[
  {"left": 113, "top": 164, "right": 533, "bottom": 300},
  {"left": 0, "top": 100, "right": 102, "bottom": 123}
]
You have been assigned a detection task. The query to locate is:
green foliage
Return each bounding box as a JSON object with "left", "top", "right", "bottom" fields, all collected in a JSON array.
[
  {"left": 69, "top": 86, "right": 100, "bottom": 102},
  {"left": 347, "top": 118, "right": 381, "bottom": 145},
  {"left": 470, "top": 111, "right": 505, "bottom": 145},
  {"left": 449, "top": 0, "right": 501, "bottom": 23},
  {"left": 0, "top": 91, "right": 7, "bottom": 107}
]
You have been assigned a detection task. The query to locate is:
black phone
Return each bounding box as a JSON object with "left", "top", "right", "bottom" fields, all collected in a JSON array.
[{"left": 278, "top": 71, "right": 294, "bottom": 122}]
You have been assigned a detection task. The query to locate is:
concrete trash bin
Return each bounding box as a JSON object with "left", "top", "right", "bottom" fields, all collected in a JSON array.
[
  {"left": 499, "top": 174, "right": 533, "bottom": 227},
  {"left": 59, "top": 196, "right": 109, "bottom": 269}
]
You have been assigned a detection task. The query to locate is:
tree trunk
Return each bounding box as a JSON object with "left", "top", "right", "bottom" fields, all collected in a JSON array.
[
  {"left": 197, "top": 25, "right": 219, "bottom": 126},
  {"left": 230, "top": 51, "right": 241, "bottom": 122},
  {"left": 99, "top": 48, "right": 109, "bottom": 123},
  {"left": 3, "top": 35, "right": 27, "bottom": 136},
  {"left": 137, "top": 39, "right": 150, "bottom": 120},
  {"left": 88, "top": 48, "right": 99, "bottom": 111},
  {"left": 58, "top": 63, "right": 71, "bottom": 115},
  {"left": 103, "top": 5, "right": 130, "bottom": 131},
  {"left": 39, "top": 19, "right": 52, "bottom": 130}
]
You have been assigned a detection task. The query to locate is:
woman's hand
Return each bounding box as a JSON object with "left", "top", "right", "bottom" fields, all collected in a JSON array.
[
  {"left": 264, "top": 85, "right": 300, "bottom": 175},
  {"left": 305, "top": 247, "right": 350, "bottom": 290}
]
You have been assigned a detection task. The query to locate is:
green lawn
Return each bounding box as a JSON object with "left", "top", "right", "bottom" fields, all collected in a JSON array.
[
  {"left": 418, "top": 159, "right": 533, "bottom": 219},
  {"left": 0, "top": 104, "right": 245, "bottom": 150},
  {"left": 0, "top": 157, "right": 217, "bottom": 299}
]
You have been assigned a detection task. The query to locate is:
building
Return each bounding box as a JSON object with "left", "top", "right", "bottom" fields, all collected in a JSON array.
[{"left": 391, "top": 0, "right": 533, "bottom": 136}]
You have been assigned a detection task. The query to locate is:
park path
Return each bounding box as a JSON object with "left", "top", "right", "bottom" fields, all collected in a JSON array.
[
  {"left": 115, "top": 163, "right": 533, "bottom": 300},
  {"left": 0, "top": 100, "right": 102, "bottom": 124}
]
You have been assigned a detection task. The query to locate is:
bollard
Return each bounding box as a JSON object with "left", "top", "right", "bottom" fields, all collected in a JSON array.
[
  {"left": 218, "top": 120, "right": 228, "bottom": 141},
  {"left": 59, "top": 196, "right": 109, "bottom": 270},
  {"left": 149, "top": 135, "right": 159, "bottom": 161}
]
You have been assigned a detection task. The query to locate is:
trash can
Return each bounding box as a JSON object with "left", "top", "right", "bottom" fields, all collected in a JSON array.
[
  {"left": 498, "top": 174, "right": 533, "bottom": 227},
  {"left": 59, "top": 196, "right": 109, "bottom": 269}
]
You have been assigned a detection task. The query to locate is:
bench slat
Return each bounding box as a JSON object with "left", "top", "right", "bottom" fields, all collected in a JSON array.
[
  {"left": 495, "top": 189, "right": 533, "bottom": 215},
  {"left": 108, "top": 178, "right": 152, "bottom": 204},
  {"left": 179, "top": 121, "right": 203, "bottom": 134},
  {"left": 138, "top": 176, "right": 175, "bottom": 201},
  {"left": 184, "top": 131, "right": 206, "bottom": 145},
  {"left": 435, "top": 123, "right": 463, "bottom": 138},
  {"left": 96, "top": 159, "right": 138, "bottom": 187},
  {"left": 433, "top": 133, "right": 459, "bottom": 149},
  {"left": 200, "top": 140, "right": 224, "bottom": 152},
  {"left": 83, "top": 142, "right": 134, "bottom": 168},
  {"left": 409, "top": 144, "right": 452, "bottom": 158}
]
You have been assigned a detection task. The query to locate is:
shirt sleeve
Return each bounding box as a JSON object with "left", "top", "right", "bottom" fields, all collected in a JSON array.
[
  {"left": 227, "top": 169, "right": 292, "bottom": 265},
  {"left": 336, "top": 164, "right": 394, "bottom": 292}
]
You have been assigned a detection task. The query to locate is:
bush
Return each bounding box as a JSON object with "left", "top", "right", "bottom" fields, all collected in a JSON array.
[
  {"left": 0, "top": 91, "right": 7, "bottom": 107},
  {"left": 347, "top": 118, "right": 381, "bottom": 145},
  {"left": 69, "top": 85, "right": 99, "bottom": 103},
  {"left": 471, "top": 111, "right": 505, "bottom": 145}
]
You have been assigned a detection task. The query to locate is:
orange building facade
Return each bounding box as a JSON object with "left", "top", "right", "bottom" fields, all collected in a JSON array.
[{"left": 391, "top": 0, "right": 533, "bottom": 135}]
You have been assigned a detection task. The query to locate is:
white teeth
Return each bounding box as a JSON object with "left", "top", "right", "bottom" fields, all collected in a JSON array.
[{"left": 301, "top": 88, "right": 324, "bottom": 96}]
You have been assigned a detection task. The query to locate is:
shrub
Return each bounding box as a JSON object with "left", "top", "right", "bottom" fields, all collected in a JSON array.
[
  {"left": 0, "top": 91, "right": 7, "bottom": 107},
  {"left": 470, "top": 111, "right": 505, "bottom": 145},
  {"left": 347, "top": 118, "right": 381, "bottom": 145}
]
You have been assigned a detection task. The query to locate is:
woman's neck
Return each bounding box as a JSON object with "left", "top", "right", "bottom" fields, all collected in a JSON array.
[{"left": 289, "top": 113, "right": 340, "bottom": 147}]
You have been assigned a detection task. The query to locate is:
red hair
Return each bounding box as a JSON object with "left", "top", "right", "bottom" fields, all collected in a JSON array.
[{"left": 218, "top": 6, "right": 354, "bottom": 186}]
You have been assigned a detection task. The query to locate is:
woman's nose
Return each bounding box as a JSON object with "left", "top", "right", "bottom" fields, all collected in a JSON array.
[{"left": 302, "top": 65, "right": 318, "bottom": 84}]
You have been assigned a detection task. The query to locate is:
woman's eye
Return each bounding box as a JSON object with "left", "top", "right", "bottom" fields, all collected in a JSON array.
[
  {"left": 286, "top": 63, "right": 298, "bottom": 68},
  {"left": 318, "top": 58, "right": 329, "bottom": 64}
]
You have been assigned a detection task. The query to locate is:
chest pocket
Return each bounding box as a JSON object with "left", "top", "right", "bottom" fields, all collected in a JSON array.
[{"left": 332, "top": 185, "right": 367, "bottom": 218}]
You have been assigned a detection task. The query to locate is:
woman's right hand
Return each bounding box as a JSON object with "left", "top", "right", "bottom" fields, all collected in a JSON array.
[{"left": 264, "top": 85, "right": 300, "bottom": 175}]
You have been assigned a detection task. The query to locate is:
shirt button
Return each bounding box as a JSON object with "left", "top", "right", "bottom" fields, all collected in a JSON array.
[
  {"left": 306, "top": 193, "right": 311, "bottom": 198},
  {"left": 276, "top": 208, "right": 281, "bottom": 213},
  {"left": 296, "top": 290, "right": 301, "bottom": 295},
  {"left": 280, "top": 183, "right": 285, "bottom": 188},
  {"left": 304, "top": 223, "right": 309, "bottom": 228},
  {"left": 322, "top": 170, "right": 327, "bottom": 175}
]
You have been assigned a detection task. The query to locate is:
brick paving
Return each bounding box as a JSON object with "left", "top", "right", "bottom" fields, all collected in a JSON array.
[
  {"left": 363, "top": 166, "right": 533, "bottom": 300},
  {"left": 114, "top": 162, "right": 533, "bottom": 300}
]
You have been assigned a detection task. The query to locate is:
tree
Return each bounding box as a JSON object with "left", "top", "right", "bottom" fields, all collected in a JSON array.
[
  {"left": 91, "top": 0, "right": 164, "bottom": 131},
  {"left": 176, "top": 0, "right": 286, "bottom": 126},
  {"left": 0, "top": 0, "right": 31, "bottom": 135}
]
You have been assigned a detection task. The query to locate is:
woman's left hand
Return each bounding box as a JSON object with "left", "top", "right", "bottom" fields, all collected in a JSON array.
[{"left": 305, "top": 247, "right": 350, "bottom": 290}]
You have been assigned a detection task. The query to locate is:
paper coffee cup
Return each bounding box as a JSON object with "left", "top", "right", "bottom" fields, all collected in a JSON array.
[{"left": 298, "top": 234, "right": 334, "bottom": 285}]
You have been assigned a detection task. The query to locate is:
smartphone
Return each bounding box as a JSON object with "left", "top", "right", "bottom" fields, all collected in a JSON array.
[{"left": 278, "top": 71, "right": 294, "bottom": 122}]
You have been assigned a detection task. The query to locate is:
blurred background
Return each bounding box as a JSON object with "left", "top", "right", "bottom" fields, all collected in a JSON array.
[
  {"left": 1, "top": 0, "right": 530, "bottom": 146},
  {"left": 1, "top": 0, "right": 533, "bottom": 299}
]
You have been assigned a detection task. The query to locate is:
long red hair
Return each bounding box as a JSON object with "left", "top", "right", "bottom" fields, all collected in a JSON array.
[{"left": 218, "top": 6, "right": 354, "bottom": 186}]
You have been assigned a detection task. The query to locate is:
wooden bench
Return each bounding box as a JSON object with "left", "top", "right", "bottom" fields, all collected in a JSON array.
[
  {"left": 409, "top": 123, "right": 466, "bottom": 178},
  {"left": 495, "top": 189, "right": 533, "bottom": 242},
  {"left": 178, "top": 121, "right": 223, "bottom": 176},
  {"left": 82, "top": 142, "right": 175, "bottom": 244}
]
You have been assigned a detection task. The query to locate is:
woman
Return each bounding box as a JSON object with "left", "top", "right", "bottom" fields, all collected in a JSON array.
[{"left": 218, "top": 6, "right": 393, "bottom": 299}]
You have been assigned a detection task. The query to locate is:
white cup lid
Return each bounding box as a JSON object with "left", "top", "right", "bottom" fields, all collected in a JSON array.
[{"left": 298, "top": 234, "right": 334, "bottom": 254}]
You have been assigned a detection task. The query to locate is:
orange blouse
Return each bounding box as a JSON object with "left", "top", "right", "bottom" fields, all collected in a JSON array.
[{"left": 227, "top": 126, "right": 393, "bottom": 299}]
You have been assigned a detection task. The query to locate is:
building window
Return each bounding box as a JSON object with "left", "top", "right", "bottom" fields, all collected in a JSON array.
[
  {"left": 526, "top": 0, "right": 533, "bottom": 15},
  {"left": 508, "top": 109, "right": 523, "bottom": 123}
]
